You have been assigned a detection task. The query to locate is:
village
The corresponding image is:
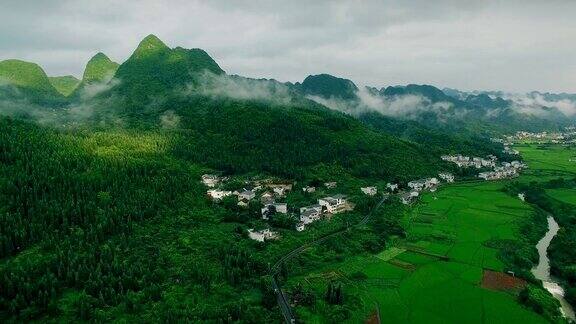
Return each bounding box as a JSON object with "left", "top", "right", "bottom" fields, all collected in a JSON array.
[
  {"left": 201, "top": 169, "right": 461, "bottom": 242},
  {"left": 202, "top": 175, "right": 360, "bottom": 242},
  {"left": 200, "top": 141, "right": 533, "bottom": 244},
  {"left": 441, "top": 153, "right": 527, "bottom": 181},
  {"left": 503, "top": 127, "right": 576, "bottom": 145}
]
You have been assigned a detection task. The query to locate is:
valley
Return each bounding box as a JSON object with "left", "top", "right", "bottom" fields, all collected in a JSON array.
[
  {"left": 0, "top": 26, "right": 575, "bottom": 323},
  {"left": 282, "top": 143, "right": 576, "bottom": 323}
]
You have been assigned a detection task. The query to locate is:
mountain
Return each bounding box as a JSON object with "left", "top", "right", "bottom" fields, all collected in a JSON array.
[
  {"left": 297, "top": 74, "right": 359, "bottom": 100},
  {"left": 465, "top": 93, "right": 510, "bottom": 109},
  {"left": 81, "top": 52, "right": 119, "bottom": 84},
  {"left": 69, "top": 53, "right": 119, "bottom": 98},
  {"left": 0, "top": 59, "right": 62, "bottom": 97},
  {"left": 49, "top": 75, "right": 80, "bottom": 96},
  {"left": 381, "top": 84, "right": 461, "bottom": 106},
  {"left": 112, "top": 34, "right": 224, "bottom": 104}
]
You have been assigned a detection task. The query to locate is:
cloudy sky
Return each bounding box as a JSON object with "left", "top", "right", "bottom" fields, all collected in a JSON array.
[{"left": 1, "top": 0, "right": 575, "bottom": 93}]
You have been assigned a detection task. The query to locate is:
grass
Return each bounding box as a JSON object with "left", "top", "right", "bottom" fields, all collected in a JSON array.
[
  {"left": 291, "top": 173, "right": 548, "bottom": 323},
  {"left": 516, "top": 144, "right": 576, "bottom": 182},
  {"left": 545, "top": 188, "right": 576, "bottom": 206}
]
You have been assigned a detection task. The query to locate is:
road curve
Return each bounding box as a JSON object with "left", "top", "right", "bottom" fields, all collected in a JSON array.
[{"left": 270, "top": 195, "right": 387, "bottom": 323}]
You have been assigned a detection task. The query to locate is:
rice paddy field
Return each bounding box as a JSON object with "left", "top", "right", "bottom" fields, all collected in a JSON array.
[
  {"left": 291, "top": 179, "right": 551, "bottom": 323},
  {"left": 291, "top": 144, "right": 576, "bottom": 323},
  {"left": 516, "top": 144, "right": 576, "bottom": 182}
]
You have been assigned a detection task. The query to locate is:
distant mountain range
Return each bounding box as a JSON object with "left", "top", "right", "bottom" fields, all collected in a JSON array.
[
  {"left": 294, "top": 73, "right": 575, "bottom": 132},
  {"left": 0, "top": 34, "right": 573, "bottom": 181}
]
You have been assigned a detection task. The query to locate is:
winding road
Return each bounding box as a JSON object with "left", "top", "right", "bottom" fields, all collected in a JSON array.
[{"left": 270, "top": 195, "right": 388, "bottom": 323}]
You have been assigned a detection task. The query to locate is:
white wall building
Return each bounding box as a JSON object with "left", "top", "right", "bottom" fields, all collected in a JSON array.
[
  {"left": 201, "top": 174, "right": 221, "bottom": 187},
  {"left": 207, "top": 189, "right": 232, "bottom": 200},
  {"left": 318, "top": 195, "right": 348, "bottom": 214},
  {"left": 361, "top": 187, "right": 378, "bottom": 196},
  {"left": 261, "top": 202, "right": 288, "bottom": 219},
  {"left": 386, "top": 183, "right": 399, "bottom": 192},
  {"left": 248, "top": 229, "right": 279, "bottom": 242}
]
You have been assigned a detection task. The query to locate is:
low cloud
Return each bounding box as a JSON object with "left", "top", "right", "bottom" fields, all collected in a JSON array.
[
  {"left": 77, "top": 78, "right": 121, "bottom": 100},
  {"left": 159, "top": 110, "right": 180, "bottom": 129},
  {"left": 307, "top": 86, "right": 459, "bottom": 122},
  {"left": 189, "top": 72, "right": 293, "bottom": 105},
  {"left": 504, "top": 92, "right": 576, "bottom": 117},
  {"left": 0, "top": 81, "right": 125, "bottom": 128}
]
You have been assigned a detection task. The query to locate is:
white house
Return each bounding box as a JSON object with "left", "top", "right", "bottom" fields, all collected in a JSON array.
[
  {"left": 295, "top": 222, "right": 306, "bottom": 232},
  {"left": 324, "top": 182, "right": 337, "bottom": 189},
  {"left": 261, "top": 202, "right": 288, "bottom": 219},
  {"left": 438, "top": 172, "right": 455, "bottom": 183},
  {"left": 361, "top": 186, "right": 378, "bottom": 196},
  {"left": 302, "top": 186, "right": 316, "bottom": 193},
  {"left": 201, "top": 174, "right": 221, "bottom": 187},
  {"left": 299, "top": 204, "right": 322, "bottom": 223},
  {"left": 408, "top": 180, "right": 426, "bottom": 191},
  {"left": 318, "top": 194, "right": 348, "bottom": 214},
  {"left": 237, "top": 190, "right": 256, "bottom": 201},
  {"left": 518, "top": 193, "right": 526, "bottom": 202},
  {"left": 400, "top": 195, "right": 410, "bottom": 205},
  {"left": 270, "top": 184, "right": 293, "bottom": 197},
  {"left": 386, "top": 183, "right": 399, "bottom": 192},
  {"left": 248, "top": 228, "right": 279, "bottom": 242},
  {"left": 424, "top": 178, "right": 439, "bottom": 192},
  {"left": 207, "top": 189, "right": 232, "bottom": 200}
]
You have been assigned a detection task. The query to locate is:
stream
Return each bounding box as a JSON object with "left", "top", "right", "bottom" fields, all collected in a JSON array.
[{"left": 531, "top": 216, "right": 575, "bottom": 322}]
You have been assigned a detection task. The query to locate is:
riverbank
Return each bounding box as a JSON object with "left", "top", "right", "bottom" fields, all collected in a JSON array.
[{"left": 532, "top": 216, "right": 575, "bottom": 322}]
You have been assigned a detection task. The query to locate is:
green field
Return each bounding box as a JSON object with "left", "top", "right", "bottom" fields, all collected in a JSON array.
[
  {"left": 291, "top": 180, "right": 548, "bottom": 323},
  {"left": 516, "top": 145, "right": 576, "bottom": 181},
  {"left": 294, "top": 146, "right": 576, "bottom": 323},
  {"left": 545, "top": 188, "right": 576, "bottom": 206},
  {"left": 287, "top": 144, "right": 576, "bottom": 323}
]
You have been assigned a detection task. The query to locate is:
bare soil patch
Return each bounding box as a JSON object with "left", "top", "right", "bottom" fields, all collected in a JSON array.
[{"left": 481, "top": 269, "right": 526, "bottom": 292}]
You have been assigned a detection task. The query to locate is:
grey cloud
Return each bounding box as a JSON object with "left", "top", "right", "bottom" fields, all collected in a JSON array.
[
  {"left": 190, "top": 72, "right": 293, "bottom": 104},
  {"left": 307, "top": 86, "right": 460, "bottom": 121},
  {"left": 0, "top": 0, "right": 575, "bottom": 92}
]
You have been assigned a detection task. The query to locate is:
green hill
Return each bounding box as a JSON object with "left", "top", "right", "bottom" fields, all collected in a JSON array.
[
  {"left": 81, "top": 52, "right": 119, "bottom": 84},
  {"left": 298, "top": 74, "right": 359, "bottom": 100},
  {"left": 49, "top": 75, "right": 80, "bottom": 96},
  {"left": 0, "top": 59, "right": 61, "bottom": 97},
  {"left": 113, "top": 34, "right": 224, "bottom": 104}
]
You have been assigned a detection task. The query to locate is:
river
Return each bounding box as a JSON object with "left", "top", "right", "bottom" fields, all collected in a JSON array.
[{"left": 531, "top": 216, "right": 575, "bottom": 322}]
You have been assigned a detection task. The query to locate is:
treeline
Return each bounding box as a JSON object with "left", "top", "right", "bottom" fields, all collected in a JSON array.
[{"left": 0, "top": 117, "right": 276, "bottom": 322}]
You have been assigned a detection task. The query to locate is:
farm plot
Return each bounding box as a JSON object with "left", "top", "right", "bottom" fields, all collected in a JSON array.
[{"left": 292, "top": 180, "right": 547, "bottom": 323}]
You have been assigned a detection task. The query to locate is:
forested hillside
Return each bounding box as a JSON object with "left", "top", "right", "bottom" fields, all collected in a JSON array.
[{"left": 0, "top": 33, "right": 569, "bottom": 322}]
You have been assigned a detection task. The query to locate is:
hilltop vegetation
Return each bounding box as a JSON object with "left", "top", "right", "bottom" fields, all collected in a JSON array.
[
  {"left": 49, "top": 76, "right": 80, "bottom": 96},
  {"left": 0, "top": 60, "right": 65, "bottom": 106},
  {"left": 81, "top": 53, "right": 119, "bottom": 84},
  {"left": 0, "top": 59, "right": 60, "bottom": 95},
  {"left": 112, "top": 34, "right": 224, "bottom": 105}
]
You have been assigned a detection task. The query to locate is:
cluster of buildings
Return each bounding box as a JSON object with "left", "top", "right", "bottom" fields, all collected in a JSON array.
[
  {"left": 247, "top": 228, "right": 279, "bottom": 242},
  {"left": 478, "top": 161, "right": 527, "bottom": 181},
  {"left": 204, "top": 174, "right": 294, "bottom": 207},
  {"left": 401, "top": 177, "right": 438, "bottom": 204},
  {"left": 203, "top": 175, "right": 356, "bottom": 237},
  {"left": 400, "top": 173, "right": 454, "bottom": 204},
  {"left": 503, "top": 145, "right": 520, "bottom": 155},
  {"left": 296, "top": 195, "right": 352, "bottom": 231},
  {"left": 505, "top": 129, "right": 576, "bottom": 145},
  {"left": 441, "top": 155, "right": 497, "bottom": 169}
]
